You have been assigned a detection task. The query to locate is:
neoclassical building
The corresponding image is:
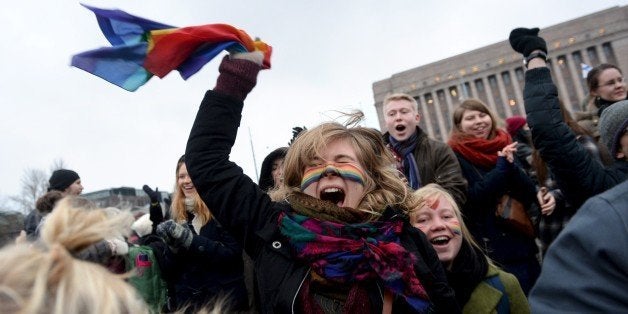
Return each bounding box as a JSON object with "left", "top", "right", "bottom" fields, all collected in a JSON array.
[{"left": 373, "top": 5, "right": 628, "bottom": 141}]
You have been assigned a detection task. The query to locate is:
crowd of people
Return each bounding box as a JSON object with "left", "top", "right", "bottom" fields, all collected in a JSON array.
[{"left": 1, "top": 27, "right": 627, "bottom": 313}]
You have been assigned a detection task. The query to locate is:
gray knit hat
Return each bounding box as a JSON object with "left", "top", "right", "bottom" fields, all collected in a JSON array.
[{"left": 598, "top": 100, "right": 628, "bottom": 157}]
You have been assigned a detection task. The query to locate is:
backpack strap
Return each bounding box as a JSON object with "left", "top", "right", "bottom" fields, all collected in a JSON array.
[{"left": 485, "top": 275, "right": 510, "bottom": 314}]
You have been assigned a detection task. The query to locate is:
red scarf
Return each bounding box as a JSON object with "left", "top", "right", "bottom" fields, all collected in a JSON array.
[{"left": 448, "top": 129, "right": 512, "bottom": 168}]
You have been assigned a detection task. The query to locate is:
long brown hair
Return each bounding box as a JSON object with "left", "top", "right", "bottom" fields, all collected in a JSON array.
[{"left": 170, "top": 155, "right": 212, "bottom": 225}]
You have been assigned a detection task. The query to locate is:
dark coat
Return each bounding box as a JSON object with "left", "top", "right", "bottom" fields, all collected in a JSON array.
[
  {"left": 185, "top": 90, "right": 459, "bottom": 313},
  {"left": 383, "top": 127, "right": 468, "bottom": 207},
  {"left": 160, "top": 215, "right": 248, "bottom": 311},
  {"left": 523, "top": 67, "right": 628, "bottom": 208},
  {"left": 454, "top": 154, "right": 540, "bottom": 294}
]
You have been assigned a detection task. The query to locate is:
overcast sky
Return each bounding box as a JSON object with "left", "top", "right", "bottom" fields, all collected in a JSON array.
[{"left": 1, "top": 0, "right": 626, "bottom": 208}]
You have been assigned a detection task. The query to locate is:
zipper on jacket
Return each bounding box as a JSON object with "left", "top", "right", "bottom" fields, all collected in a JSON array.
[{"left": 291, "top": 267, "right": 310, "bottom": 313}]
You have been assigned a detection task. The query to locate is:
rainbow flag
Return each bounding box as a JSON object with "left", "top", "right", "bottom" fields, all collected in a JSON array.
[{"left": 71, "top": 4, "right": 272, "bottom": 91}]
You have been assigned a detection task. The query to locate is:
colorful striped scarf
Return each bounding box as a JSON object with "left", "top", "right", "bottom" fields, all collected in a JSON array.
[
  {"left": 71, "top": 4, "right": 272, "bottom": 91},
  {"left": 278, "top": 210, "right": 430, "bottom": 312}
]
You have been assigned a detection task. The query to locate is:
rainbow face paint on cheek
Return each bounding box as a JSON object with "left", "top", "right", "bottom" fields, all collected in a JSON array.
[
  {"left": 447, "top": 220, "right": 462, "bottom": 236},
  {"left": 300, "top": 163, "right": 366, "bottom": 191}
]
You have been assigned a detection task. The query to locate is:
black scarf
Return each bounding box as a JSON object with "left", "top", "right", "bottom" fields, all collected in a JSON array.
[
  {"left": 446, "top": 240, "right": 488, "bottom": 307},
  {"left": 595, "top": 96, "right": 627, "bottom": 117}
]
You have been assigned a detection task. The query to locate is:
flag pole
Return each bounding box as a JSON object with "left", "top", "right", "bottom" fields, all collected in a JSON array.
[{"left": 248, "top": 127, "right": 259, "bottom": 181}]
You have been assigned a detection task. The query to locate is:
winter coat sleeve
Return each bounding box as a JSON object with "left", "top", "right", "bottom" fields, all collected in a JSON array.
[
  {"left": 431, "top": 141, "right": 468, "bottom": 207},
  {"left": 186, "top": 221, "right": 244, "bottom": 265},
  {"left": 460, "top": 156, "right": 514, "bottom": 212},
  {"left": 529, "top": 181, "right": 628, "bottom": 312},
  {"left": 523, "top": 67, "right": 624, "bottom": 208},
  {"left": 185, "top": 57, "right": 277, "bottom": 260}
]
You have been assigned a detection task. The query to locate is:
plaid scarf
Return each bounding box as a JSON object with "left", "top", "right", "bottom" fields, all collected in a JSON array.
[{"left": 278, "top": 201, "right": 430, "bottom": 312}]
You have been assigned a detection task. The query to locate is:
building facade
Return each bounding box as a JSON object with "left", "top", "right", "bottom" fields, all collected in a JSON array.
[
  {"left": 373, "top": 6, "right": 628, "bottom": 141},
  {"left": 82, "top": 187, "right": 169, "bottom": 213}
]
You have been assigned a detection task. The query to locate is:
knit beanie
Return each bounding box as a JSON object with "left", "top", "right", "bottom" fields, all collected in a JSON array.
[
  {"left": 48, "top": 169, "right": 80, "bottom": 192},
  {"left": 598, "top": 100, "right": 628, "bottom": 157},
  {"left": 506, "top": 116, "right": 527, "bottom": 137}
]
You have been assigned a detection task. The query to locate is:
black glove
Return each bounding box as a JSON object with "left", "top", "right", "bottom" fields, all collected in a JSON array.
[
  {"left": 509, "top": 27, "right": 547, "bottom": 57},
  {"left": 156, "top": 220, "right": 193, "bottom": 249},
  {"left": 143, "top": 185, "right": 162, "bottom": 204}
]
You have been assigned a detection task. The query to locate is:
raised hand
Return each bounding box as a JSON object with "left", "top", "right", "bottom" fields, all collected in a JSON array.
[
  {"left": 498, "top": 142, "right": 518, "bottom": 163},
  {"left": 509, "top": 27, "right": 547, "bottom": 57},
  {"left": 142, "top": 185, "right": 162, "bottom": 204}
]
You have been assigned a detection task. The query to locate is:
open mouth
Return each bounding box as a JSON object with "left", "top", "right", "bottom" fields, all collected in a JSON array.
[
  {"left": 430, "top": 236, "right": 450, "bottom": 246},
  {"left": 320, "top": 187, "right": 346, "bottom": 206},
  {"left": 395, "top": 125, "right": 406, "bottom": 132}
]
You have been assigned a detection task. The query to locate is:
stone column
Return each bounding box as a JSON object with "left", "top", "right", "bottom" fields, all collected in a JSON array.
[
  {"left": 418, "top": 94, "right": 436, "bottom": 138},
  {"left": 509, "top": 69, "right": 525, "bottom": 116},
  {"left": 496, "top": 72, "right": 513, "bottom": 117},
  {"left": 566, "top": 53, "right": 585, "bottom": 106},
  {"left": 430, "top": 91, "right": 449, "bottom": 141}
]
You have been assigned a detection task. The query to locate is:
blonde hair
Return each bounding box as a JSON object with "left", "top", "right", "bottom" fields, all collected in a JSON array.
[
  {"left": 270, "top": 121, "right": 415, "bottom": 220},
  {"left": 409, "top": 184, "right": 486, "bottom": 257},
  {"left": 383, "top": 93, "right": 418, "bottom": 112},
  {"left": 171, "top": 155, "right": 212, "bottom": 225},
  {"left": 0, "top": 197, "right": 148, "bottom": 314}
]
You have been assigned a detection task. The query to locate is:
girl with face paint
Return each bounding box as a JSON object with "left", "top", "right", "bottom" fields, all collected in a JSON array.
[
  {"left": 410, "top": 184, "right": 530, "bottom": 313},
  {"left": 184, "top": 53, "right": 459, "bottom": 313}
]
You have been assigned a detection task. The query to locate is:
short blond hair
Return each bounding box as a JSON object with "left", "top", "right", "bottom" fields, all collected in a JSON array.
[{"left": 383, "top": 93, "right": 418, "bottom": 112}]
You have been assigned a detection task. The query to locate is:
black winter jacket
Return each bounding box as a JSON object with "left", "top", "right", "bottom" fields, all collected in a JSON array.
[
  {"left": 160, "top": 215, "right": 248, "bottom": 311},
  {"left": 185, "top": 90, "right": 460, "bottom": 313},
  {"left": 454, "top": 155, "right": 539, "bottom": 264},
  {"left": 383, "top": 127, "right": 468, "bottom": 207},
  {"left": 524, "top": 67, "right": 628, "bottom": 208}
]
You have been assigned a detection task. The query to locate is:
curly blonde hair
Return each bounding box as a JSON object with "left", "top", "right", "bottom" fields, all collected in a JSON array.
[{"left": 270, "top": 121, "right": 414, "bottom": 220}]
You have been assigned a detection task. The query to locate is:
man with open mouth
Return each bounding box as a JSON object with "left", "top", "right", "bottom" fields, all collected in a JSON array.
[{"left": 382, "top": 93, "right": 467, "bottom": 208}]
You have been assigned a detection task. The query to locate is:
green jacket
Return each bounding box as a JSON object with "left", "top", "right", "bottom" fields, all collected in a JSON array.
[{"left": 463, "top": 264, "right": 530, "bottom": 314}]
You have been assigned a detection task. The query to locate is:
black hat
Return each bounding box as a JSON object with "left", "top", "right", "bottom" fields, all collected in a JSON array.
[
  {"left": 258, "top": 147, "right": 288, "bottom": 191},
  {"left": 48, "top": 169, "right": 80, "bottom": 192}
]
